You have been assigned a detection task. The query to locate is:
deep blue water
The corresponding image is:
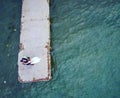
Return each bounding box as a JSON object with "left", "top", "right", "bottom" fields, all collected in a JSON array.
[{"left": 0, "top": 0, "right": 120, "bottom": 98}]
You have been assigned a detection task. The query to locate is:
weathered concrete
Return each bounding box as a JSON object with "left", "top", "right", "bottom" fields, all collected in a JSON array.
[{"left": 18, "top": 0, "right": 51, "bottom": 83}]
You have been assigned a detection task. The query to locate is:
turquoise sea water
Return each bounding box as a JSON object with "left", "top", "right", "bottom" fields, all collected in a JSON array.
[{"left": 0, "top": 0, "right": 120, "bottom": 98}]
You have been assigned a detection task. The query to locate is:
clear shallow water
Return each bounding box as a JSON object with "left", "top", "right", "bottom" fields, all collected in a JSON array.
[{"left": 0, "top": 0, "right": 120, "bottom": 98}]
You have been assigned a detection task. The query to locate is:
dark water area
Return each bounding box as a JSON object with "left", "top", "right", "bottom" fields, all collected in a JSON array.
[{"left": 0, "top": 0, "right": 120, "bottom": 98}]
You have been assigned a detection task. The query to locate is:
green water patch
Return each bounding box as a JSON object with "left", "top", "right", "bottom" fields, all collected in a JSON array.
[{"left": 0, "top": 1, "right": 22, "bottom": 97}]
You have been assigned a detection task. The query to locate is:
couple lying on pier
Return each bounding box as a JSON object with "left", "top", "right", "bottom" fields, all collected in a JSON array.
[
  {"left": 20, "top": 57, "right": 32, "bottom": 65},
  {"left": 20, "top": 56, "right": 41, "bottom": 65}
]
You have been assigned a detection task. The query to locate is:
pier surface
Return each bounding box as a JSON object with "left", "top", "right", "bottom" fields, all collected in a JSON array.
[{"left": 18, "top": 0, "right": 51, "bottom": 83}]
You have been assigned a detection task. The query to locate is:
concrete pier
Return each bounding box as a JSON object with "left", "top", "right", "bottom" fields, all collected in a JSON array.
[{"left": 18, "top": 0, "right": 51, "bottom": 83}]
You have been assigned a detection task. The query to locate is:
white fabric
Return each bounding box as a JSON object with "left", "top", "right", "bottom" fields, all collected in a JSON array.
[{"left": 31, "top": 57, "right": 41, "bottom": 64}]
